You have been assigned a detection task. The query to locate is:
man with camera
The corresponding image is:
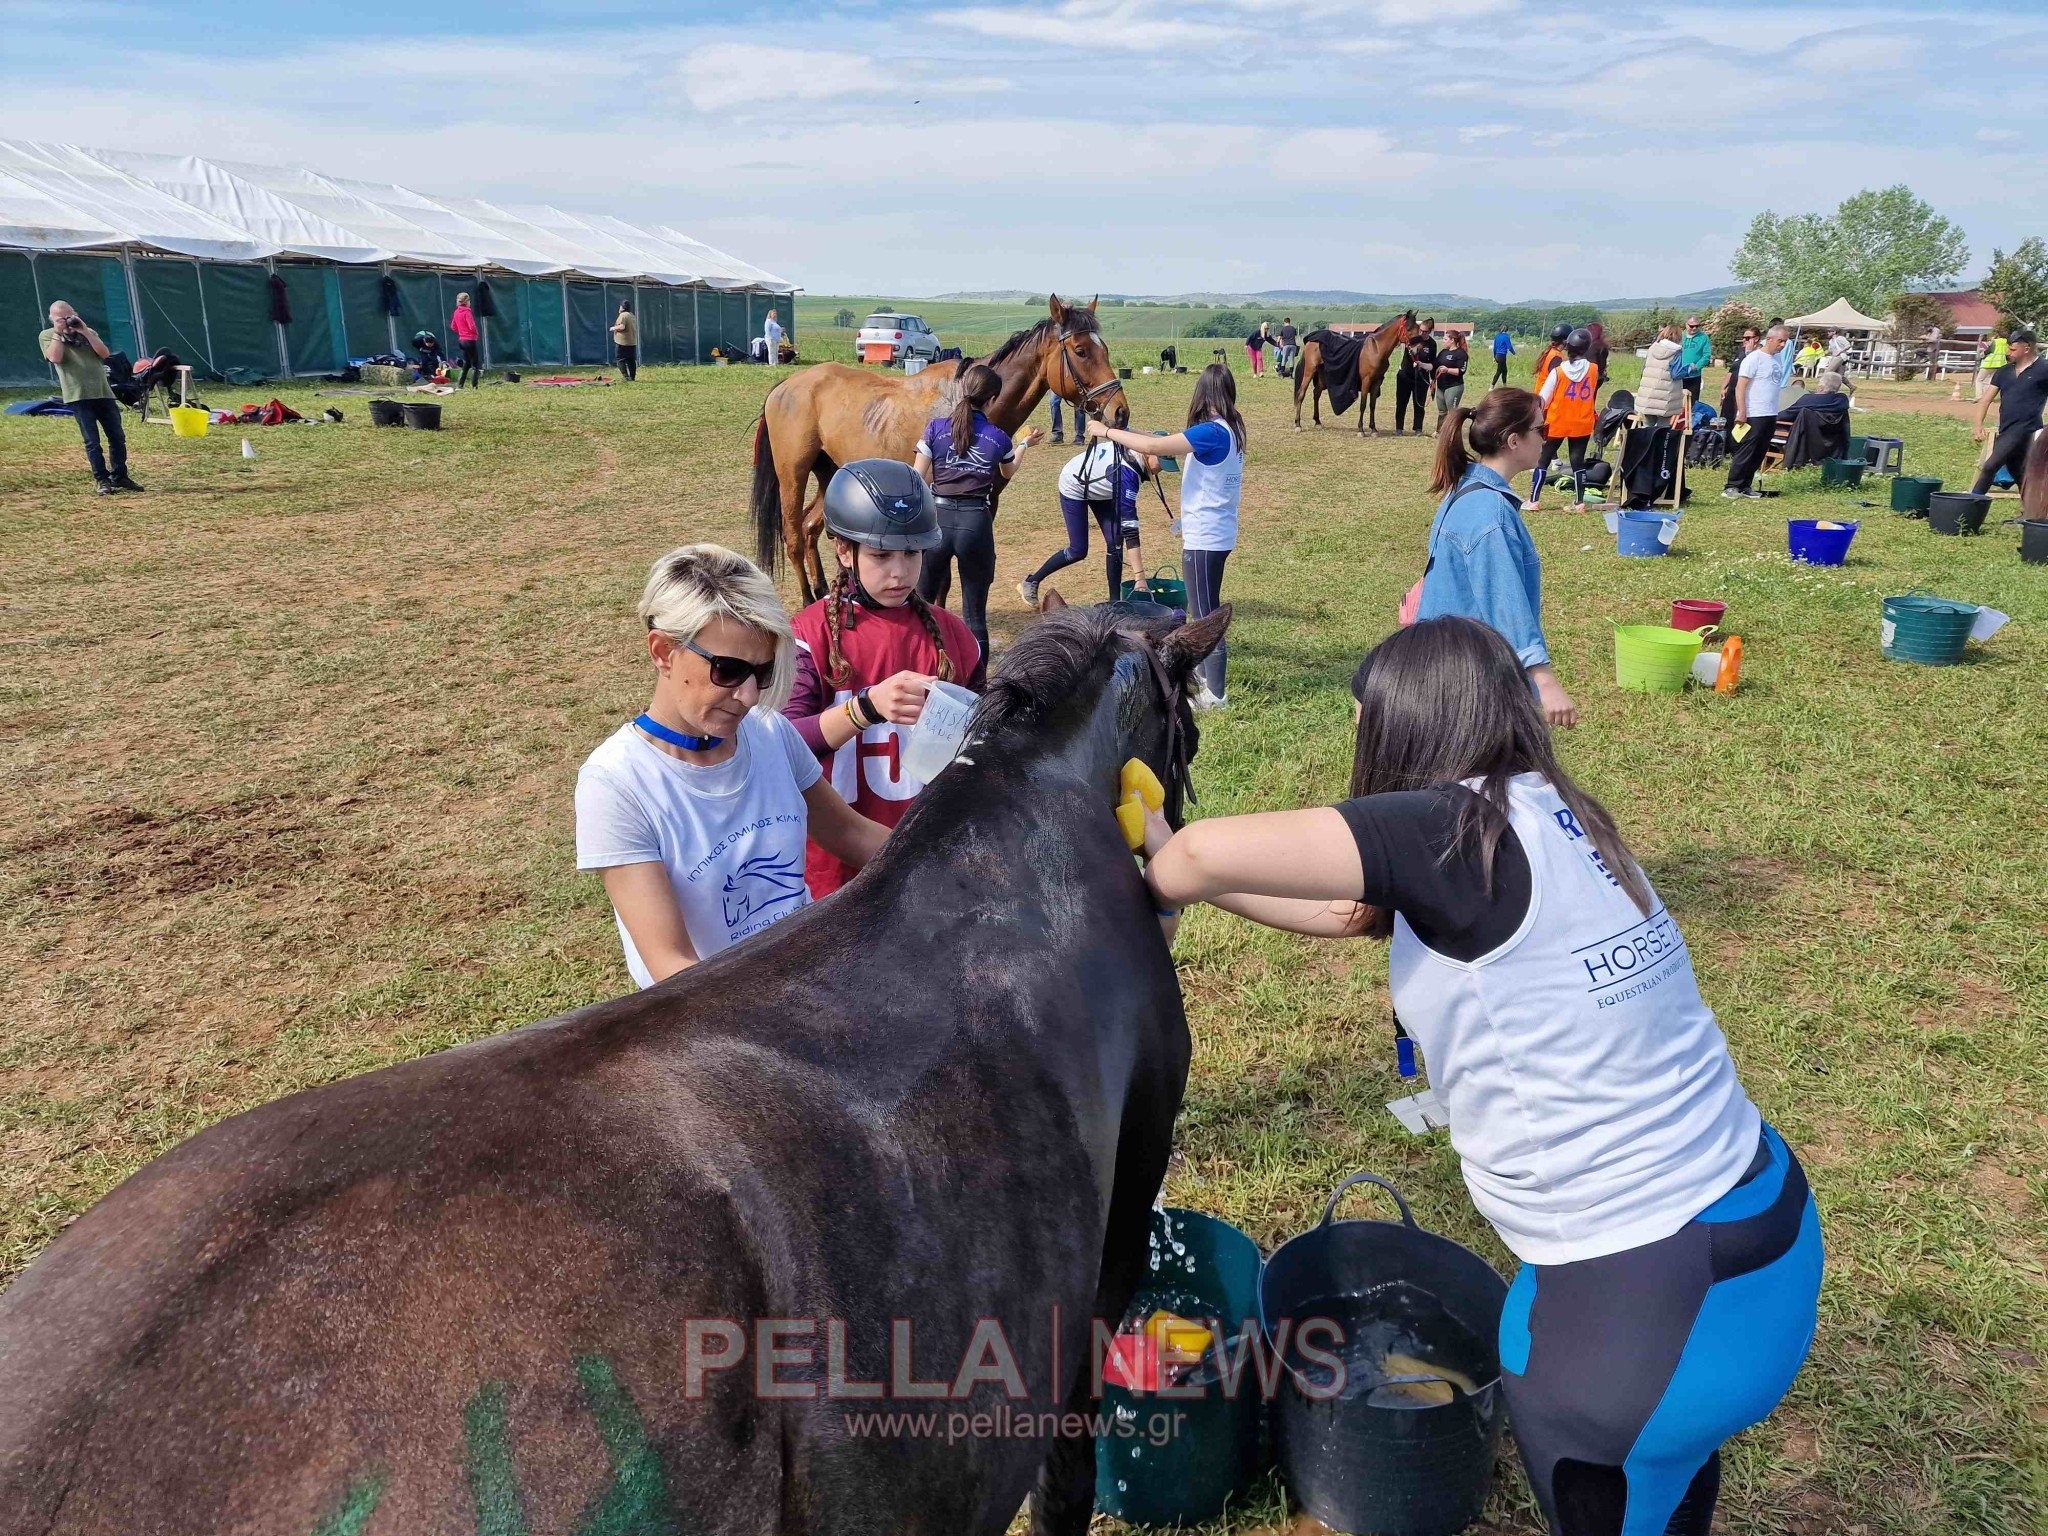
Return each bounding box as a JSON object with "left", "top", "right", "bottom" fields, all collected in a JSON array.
[{"left": 39, "top": 301, "right": 143, "bottom": 496}]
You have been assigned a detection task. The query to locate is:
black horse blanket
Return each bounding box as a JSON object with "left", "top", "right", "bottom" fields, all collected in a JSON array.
[{"left": 1307, "top": 327, "right": 1367, "bottom": 415}]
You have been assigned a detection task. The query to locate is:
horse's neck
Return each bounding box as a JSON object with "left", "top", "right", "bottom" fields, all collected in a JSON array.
[{"left": 985, "top": 352, "right": 1052, "bottom": 433}]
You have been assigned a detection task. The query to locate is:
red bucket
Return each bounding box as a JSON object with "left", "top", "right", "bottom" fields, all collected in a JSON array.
[{"left": 1670, "top": 599, "right": 1726, "bottom": 633}]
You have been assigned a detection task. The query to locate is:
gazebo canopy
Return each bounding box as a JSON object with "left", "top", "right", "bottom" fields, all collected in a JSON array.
[{"left": 1785, "top": 298, "right": 1886, "bottom": 331}]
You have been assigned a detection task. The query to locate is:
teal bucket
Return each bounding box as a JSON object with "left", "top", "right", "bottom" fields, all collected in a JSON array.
[
  {"left": 1881, "top": 593, "right": 1977, "bottom": 666},
  {"left": 1095, "top": 1207, "right": 1267, "bottom": 1526}
]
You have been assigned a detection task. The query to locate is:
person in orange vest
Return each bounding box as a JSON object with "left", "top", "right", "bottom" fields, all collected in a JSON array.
[
  {"left": 1523, "top": 327, "right": 1601, "bottom": 511},
  {"left": 1531, "top": 322, "right": 1570, "bottom": 395}
]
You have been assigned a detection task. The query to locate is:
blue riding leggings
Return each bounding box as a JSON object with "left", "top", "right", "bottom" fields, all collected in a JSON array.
[
  {"left": 1183, "top": 547, "right": 1230, "bottom": 696},
  {"left": 1498, "top": 1124, "right": 1823, "bottom": 1536},
  {"left": 1030, "top": 495, "right": 1130, "bottom": 601}
]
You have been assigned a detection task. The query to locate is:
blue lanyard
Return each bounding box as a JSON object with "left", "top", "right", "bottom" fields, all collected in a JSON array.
[{"left": 634, "top": 713, "right": 723, "bottom": 752}]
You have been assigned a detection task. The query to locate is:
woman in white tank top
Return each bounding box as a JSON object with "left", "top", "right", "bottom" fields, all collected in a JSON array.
[{"left": 1140, "top": 616, "right": 1821, "bottom": 1536}]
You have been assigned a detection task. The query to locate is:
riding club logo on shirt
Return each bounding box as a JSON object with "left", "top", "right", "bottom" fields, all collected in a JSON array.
[
  {"left": 720, "top": 850, "right": 808, "bottom": 932},
  {"left": 1551, "top": 805, "right": 1689, "bottom": 1009}
]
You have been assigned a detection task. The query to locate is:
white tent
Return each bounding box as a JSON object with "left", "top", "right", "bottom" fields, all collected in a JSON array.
[
  {"left": 1785, "top": 298, "right": 1886, "bottom": 332},
  {"left": 1, "top": 138, "right": 799, "bottom": 385}
]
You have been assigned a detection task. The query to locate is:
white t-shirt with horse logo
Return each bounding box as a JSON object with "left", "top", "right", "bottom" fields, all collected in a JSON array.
[{"left": 575, "top": 710, "right": 821, "bottom": 986}]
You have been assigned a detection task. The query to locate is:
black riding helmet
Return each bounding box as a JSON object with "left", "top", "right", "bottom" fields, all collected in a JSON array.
[
  {"left": 1549, "top": 323, "right": 1571, "bottom": 344},
  {"left": 1565, "top": 327, "right": 1593, "bottom": 358},
  {"left": 824, "top": 459, "right": 942, "bottom": 551}
]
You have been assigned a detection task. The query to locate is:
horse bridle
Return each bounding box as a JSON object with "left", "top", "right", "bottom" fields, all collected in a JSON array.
[{"left": 1054, "top": 325, "right": 1177, "bottom": 520}]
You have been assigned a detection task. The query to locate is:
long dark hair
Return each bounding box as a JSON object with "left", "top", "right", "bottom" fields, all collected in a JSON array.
[
  {"left": 1430, "top": 387, "right": 1543, "bottom": 494},
  {"left": 949, "top": 363, "right": 1002, "bottom": 455},
  {"left": 1348, "top": 618, "right": 1652, "bottom": 936},
  {"left": 1186, "top": 363, "right": 1246, "bottom": 452}
]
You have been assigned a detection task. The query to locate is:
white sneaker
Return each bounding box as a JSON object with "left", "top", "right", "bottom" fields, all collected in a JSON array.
[
  {"left": 1017, "top": 577, "right": 1040, "bottom": 606},
  {"left": 1191, "top": 682, "right": 1227, "bottom": 712}
]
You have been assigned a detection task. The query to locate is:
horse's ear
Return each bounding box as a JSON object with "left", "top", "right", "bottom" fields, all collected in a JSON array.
[
  {"left": 1039, "top": 586, "right": 1069, "bottom": 613},
  {"left": 1088, "top": 295, "right": 1099, "bottom": 313},
  {"left": 1159, "top": 605, "right": 1231, "bottom": 682},
  {"left": 1049, "top": 293, "right": 1067, "bottom": 320}
]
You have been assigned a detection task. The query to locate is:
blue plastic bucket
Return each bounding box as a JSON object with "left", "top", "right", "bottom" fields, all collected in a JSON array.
[
  {"left": 1616, "top": 511, "right": 1679, "bottom": 558},
  {"left": 1788, "top": 519, "right": 1858, "bottom": 566}
]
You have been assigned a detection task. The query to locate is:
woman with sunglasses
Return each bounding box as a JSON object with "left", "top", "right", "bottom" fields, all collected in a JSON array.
[
  {"left": 1135, "top": 616, "right": 1821, "bottom": 1536},
  {"left": 575, "top": 544, "right": 888, "bottom": 986},
  {"left": 785, "top": 461, "right": 985, "bottom": 898}
]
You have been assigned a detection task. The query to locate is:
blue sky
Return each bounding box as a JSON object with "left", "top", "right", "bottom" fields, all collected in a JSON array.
[{"left": 4, "top": 0, "right": 2043, "bottom": 301}]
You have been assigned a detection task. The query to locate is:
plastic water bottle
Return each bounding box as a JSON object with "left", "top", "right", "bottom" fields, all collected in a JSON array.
[{"left": 241, "top": 438, "right": 257, "bottom": 459}]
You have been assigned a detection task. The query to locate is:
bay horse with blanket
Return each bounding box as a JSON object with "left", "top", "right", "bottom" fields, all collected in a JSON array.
[
  {"left": 0, "top": 600, "right": 1230, "bottom": 1536},
  {"left": 755, "top": 296, "right": 1131, "bottom": 602},
  {"left": 1293, "top": 311, "right": 1418, "bottom": 433}
]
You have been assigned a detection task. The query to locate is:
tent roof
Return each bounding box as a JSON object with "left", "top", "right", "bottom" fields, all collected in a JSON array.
[
  {"left": 0, "top": 138, "right": 796, "bottom": 291},
  {"left": 1786, "top": 297, "right": 1887, "bottom": 330}
]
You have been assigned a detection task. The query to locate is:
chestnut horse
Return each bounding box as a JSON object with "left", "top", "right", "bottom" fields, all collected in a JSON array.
[
  {"left": 1292, "top": 311, "right": 1418, "bottom": 434},
  {"left": 753, "top": 296, "right": 1130, "bottom": 601}
]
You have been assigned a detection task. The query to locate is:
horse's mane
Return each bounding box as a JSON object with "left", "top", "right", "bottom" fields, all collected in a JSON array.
[
  {"left": 982, "top": 307, "right": 1102, "bottom": 370},
  {"left": 973, "top": 606, "right": 1147, "bottom": 731}
]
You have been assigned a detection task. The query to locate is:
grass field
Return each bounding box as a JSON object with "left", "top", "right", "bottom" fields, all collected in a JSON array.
[{"left": 2, "top": 341, "right": 2044, "bottom": 1534}]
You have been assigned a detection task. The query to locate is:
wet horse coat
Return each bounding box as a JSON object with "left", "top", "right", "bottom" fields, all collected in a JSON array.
[{"left": 0, "top": 605, "right": 1229, "bottom": 1536}]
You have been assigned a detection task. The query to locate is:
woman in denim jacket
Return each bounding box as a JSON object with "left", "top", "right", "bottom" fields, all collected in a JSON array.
[{"left": 1416, "top": 388, "right": 1579, "bottom": 727}]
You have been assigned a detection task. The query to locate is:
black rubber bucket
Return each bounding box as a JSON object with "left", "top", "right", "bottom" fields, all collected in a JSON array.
[
  {"left": 368, "top": 398, "right": 404, "bottom": 427},
  {"left": 2021, "top": 519, "right": 2048, "bottom": 565},
  {"left": 402, "top": 402, "right": 443, "bottom": 431},
  {"left": 1263, "top": 1175, "right": 1506, "bottom": 1536},
  {"left": 1928, "top": 491, "right": 1988, "bottom": 535}
]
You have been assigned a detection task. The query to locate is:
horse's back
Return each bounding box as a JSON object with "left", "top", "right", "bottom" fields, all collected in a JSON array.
[{"left": 0, "top": 1006, "right": 797, "bottom": 1535}]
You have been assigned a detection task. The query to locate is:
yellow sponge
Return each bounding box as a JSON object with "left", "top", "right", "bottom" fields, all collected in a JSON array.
[
  {"left": 1120, "top": 758, "right": 1165, "bottom": 811},
  {"left": 1116, "top": 798, "right": 1146, "bottom": 851}
]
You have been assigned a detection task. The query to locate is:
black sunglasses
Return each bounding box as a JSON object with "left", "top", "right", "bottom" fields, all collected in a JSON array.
[{"left": 682, "top": 638, "right": 775, "bottom": 690}]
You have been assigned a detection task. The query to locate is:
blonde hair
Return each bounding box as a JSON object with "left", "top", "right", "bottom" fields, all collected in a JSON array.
[
  {"left": 456, "top": 292, "right": 470, "bottom": 305},
  {"left": 638, "top": 544, "right": 794, "bottom": 711}
]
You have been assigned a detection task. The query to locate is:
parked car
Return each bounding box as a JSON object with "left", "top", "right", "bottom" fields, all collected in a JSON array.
[{"left": 857, "top": 312, "right": 942, "bottom": 366}]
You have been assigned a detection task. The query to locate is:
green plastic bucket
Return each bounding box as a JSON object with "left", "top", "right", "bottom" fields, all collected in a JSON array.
[
  {"left": 1095, "top": 1207, "right": 1267, "bottom": 1526},
  {"left": 1846, "top": 434, "right": 1868, "bottom": 465},
  {"left": 1121, "top": 565, "right": 1188, "bottom": 615},
  {"left": 1820, "top": 457, "right": 1865, "bottom": 488},
  {"left": 1891, "top": 475, "right": 1941, "bottom": 514},
  {"left": 1613, "top": 624, "right": 1708, "bottom": 693},
  {"left": 1881, "top": 593, "right": 1977, "bottom": 666}
]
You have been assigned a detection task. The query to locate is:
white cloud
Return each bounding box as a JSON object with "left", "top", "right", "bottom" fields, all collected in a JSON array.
[
  {"left": 936, "top": 1, "right": 1242, "bottom": 50},
  {"left": 1977, "top": 127, "right": 2020, "bottom": 143},
  {"left": 1458, "top": 123, "right": 1516, "bottom": 143},
  {"left": 677, "top": 44, "right": 880, "bottom": 112}
]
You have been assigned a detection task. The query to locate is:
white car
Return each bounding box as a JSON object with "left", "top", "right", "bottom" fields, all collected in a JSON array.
[{"left": 857, "top": 312, "right": 942, "bottom": 365}]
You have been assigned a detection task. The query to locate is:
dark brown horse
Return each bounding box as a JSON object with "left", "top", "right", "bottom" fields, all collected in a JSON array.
[
  {"left": 754, "top": 296, "right": 1131, "bottom": 602},
  {"left": 1293, "top": 311, "right": 1418, "bottom": 434},
  {"left": 0, "top": 601, "right": 1229, "bottom": 1536}
]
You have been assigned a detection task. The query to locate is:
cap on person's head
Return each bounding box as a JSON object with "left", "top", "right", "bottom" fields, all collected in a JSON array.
[{"left": 2011, "top": 327, "right": 2037, "bottom": 347}]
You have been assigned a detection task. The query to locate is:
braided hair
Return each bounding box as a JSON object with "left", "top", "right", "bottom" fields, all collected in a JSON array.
[{"left": 821, "top": 544, "right": 957, "bottom": 690}]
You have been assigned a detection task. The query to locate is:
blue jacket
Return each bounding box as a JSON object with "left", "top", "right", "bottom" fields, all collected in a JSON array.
[
  {"left": 1415, "top": 464, "right": 1548, "bottom": 668},
  {"left": 1493, "top": 330, "right": 1515, "bottom": 357}
]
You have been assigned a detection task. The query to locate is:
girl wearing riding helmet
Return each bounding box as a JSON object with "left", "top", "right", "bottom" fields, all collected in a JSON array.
[
  {"left": 1531, "top": 322, "right": 1570, "bottom": 395},
  {"left": 574, "top": 544, "right": 887, "bottom": 986},
  {"left": 1087, "top": 362, "right": 1244, "bottom": 709},
  {"left": 1420, "top": 388, "right": 1578, "bottom": 727},
  {"left": 1524, "top": 327, "right": 1601, "bottom": 511},
  {"left": 1016, "top": 436, "right": 1161, "bottom": 606},
  {"left": 784, "top": 461, "right": 986, "bottom": 897},
  {"left": 1136, "top": 616, "right": 1822, "bottom": 1536},
  {"left": 914, "top": 362, "right": 1038, "bottom": 656}
]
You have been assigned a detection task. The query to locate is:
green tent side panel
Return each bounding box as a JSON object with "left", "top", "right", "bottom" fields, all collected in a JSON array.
[
  {"left": 392, "top": 270, "right": 441, "bottom": 347},
  {"left": 567, "top": 282, "right": 607, "bottom": 364},
  {"left": 199, "top": 264, "right": 279, "bottom": 379},
  {"left": 134, "top": 258, "right": 211, "bottom": 370},
  {"left": 34, "top": 253, "right": 136, "bottom": 356},
  {"left": 676, "top": 287, "right": 701, "bottom": 364},
  {"left": 338, "top": 268, "right": 390, "bottom": 358},
  {"left": 279, "top": 266, "right": 342, "bottom": 374},
  {"left": 637, "top": 286, "right": 670, "bottom": 366},
  {"left": 719, "top": 291, "right": 751, "bottom": 358},
  {"left": 781, "top": 292, "right": 795, "bottom": 344},
  {"left": 0, "top": 251, "right": 47, "bottom": 386},
  {"left": 526, "top": 280, "right": 567, "bottom": 364},
  {"left": 481, "top": 277, "right": 525, "bottom": 365}
]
